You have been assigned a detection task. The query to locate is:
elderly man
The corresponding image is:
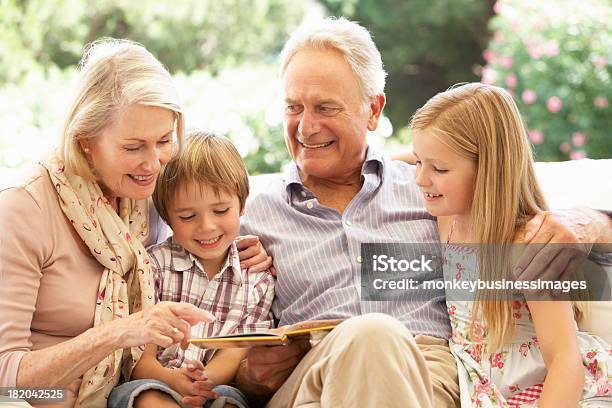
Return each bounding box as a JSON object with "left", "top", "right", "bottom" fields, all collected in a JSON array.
[{"left": 236, "top": 17, "right": 611, "bottom": 407}]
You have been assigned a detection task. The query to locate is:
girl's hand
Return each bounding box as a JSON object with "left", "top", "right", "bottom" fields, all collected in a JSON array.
[
  {"left": 236, "top": 235, "right": 276, "bottom": 275},
  {"left": 112, "top": 301, "right": 215, "bottom": 349}
]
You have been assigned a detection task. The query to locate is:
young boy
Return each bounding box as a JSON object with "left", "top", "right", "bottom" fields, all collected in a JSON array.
[{"left": 109, "top": 131, "right": 274, "bottom": 408}]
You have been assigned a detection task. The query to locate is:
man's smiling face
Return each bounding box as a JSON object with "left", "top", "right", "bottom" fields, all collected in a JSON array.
[{"left": 282, "top": 48, "right": 374, "bottom": 182}]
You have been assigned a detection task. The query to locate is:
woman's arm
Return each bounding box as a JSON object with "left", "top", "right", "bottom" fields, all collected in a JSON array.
[
  {"left": 527, "top": 300, "right": 584, "bottom": 408},
  {"left": 17, "top": 323, "right": 130, "bottom": 388},
  {"left": 17, "top": 301, "right": 214, "bottom": 388},
  {"left": 0, "top": 185, "right": 214, "bottom": 388}
]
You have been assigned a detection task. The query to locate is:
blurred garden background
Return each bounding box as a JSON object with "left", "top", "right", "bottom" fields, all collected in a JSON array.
[{"left": 1, "top": 0, "right": 610, "bottom": 177}]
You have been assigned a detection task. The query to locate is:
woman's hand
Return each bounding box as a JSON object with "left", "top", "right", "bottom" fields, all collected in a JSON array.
[
  {"left": 112, "top": 302, "right": 215, "bottom": 349},
  {"left": 236, "top": 235, "right": 276, "bottom": 275}
]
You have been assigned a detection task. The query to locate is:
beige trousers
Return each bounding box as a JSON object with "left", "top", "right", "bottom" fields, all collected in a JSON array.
[{"left": 267, "top": 313, "right": 459, "bottom": 408}]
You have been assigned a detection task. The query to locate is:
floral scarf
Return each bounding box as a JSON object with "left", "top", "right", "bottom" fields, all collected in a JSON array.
[{"left": 42, "top": 152, "right": 155, "bottom": 407}]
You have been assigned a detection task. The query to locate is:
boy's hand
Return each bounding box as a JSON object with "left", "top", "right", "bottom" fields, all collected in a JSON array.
[{"left": 166, "top": 360, "right": 218, "bottom": 408}]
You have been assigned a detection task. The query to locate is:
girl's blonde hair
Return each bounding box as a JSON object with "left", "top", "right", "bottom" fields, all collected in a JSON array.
[
  {"left": 58, "top": 38, "right": 184, "bottom": 181},
  {"left": 411, "top": 83, "right": 585, "bottom": 351}
]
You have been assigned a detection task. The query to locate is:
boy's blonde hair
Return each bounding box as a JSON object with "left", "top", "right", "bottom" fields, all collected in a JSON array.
[
  {"left": 411, "top": 83, "right": 585, "bottom": 352},
  {"left": 59, "top": 38, "right": 184, "bottom": 181},
  {"left": 153, "top": 131, "right": 249, "bottom": 225}
]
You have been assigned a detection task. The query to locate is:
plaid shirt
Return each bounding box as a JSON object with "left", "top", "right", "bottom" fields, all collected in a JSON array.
[{"left": 148, "top": 236, "right": 275, "bottom": 368}]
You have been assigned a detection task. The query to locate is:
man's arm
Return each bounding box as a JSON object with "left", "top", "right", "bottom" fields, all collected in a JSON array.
[
  {"left": 234, "top": 341, "right": 311, "bottom": 406},
  {"left": 515, "top": 208, "right": 612, "bottom": 284}
]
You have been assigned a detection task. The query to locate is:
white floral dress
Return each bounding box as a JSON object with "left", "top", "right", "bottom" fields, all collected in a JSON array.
[{"left": 443, "top": 244, "right": 612, "bottom": 407}]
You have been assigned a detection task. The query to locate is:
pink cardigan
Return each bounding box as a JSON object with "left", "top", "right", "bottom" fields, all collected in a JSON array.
[{"left": 0, "top": 165, "right": 165, "bottom": 407}]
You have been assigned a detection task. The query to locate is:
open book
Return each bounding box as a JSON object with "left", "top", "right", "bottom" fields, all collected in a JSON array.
[{"left": 189, "top": 319, "right": 344, "bottom": 349}]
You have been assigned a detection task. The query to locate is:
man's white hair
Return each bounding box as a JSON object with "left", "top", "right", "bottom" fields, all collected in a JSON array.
[{"left": 280, "top": 17, "right": 387, "bottom": 104}]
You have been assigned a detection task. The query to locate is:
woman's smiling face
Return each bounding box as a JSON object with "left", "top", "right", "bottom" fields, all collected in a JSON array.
[{"left": 81, "top": 104, "right": 175, "bottom": 201}]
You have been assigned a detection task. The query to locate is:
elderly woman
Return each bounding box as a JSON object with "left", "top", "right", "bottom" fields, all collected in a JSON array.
[{"left": 0, "top": 39, "right": 269, "bottom": 407}]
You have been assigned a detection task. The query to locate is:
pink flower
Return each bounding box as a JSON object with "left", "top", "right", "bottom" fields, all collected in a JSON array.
[
  {"left": 527, "top": 43, "right": 543, "bottom": 59},
  {"left": 589, "top": 359, "right": 600, "bottom": 376},
  {"left": 471, "top": 321, "right": 485, "bottom": 343},
  {"left": 586, "top": 350, "right": 598, "bottom": 360},
  {"left": 570, "top": 151, "right": 586, "bottom": 160},
  {"left": 595, "top": 378, "right": 611, "bottom": 397},
  {"left": 522, "top": 89, "right": 537, "bottom": 104},
  {"left": 476, "top": 381, "right": 492, "bottom": 395},
  {"left": 528, "top": 130, "right": 544, "bottom": 144},
  {"left": 500, "top": 56, "right": 513, "bottom": 69},
  {"left": 594, "top": 96, "right": 609, "bottom": 108},
  {"left": 592, "top": 55, "right": 607, "bottom": 68},
  {"left": 544, "top": 41, "right": 560, "bottom": 57},
  {"left": 493, "top": 1, "right": 503, "bottom": 14},
  {"left": 483, "top": 50, "right": 497, "bottom": 63},
  {"left": 494, "top": 32, "right": 505, "bottom": 43},
  {"left": 505, "top": 73, "right": 518, "bottom": 88},
  {"left": 546, "top": 96, "right": 562, "bottom": 113},
  {"left": 572, "top": 132, "right": 587, "bottom": 146},
  {"left": 559, "top": 142, "right": 571, "bottom": 153}
]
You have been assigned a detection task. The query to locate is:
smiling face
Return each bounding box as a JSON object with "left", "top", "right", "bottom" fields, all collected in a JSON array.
[
  {"left": 81, "top": 104, "right": 175, "bottom": 201},
  {"left": 412, "top": 129, "right": 477, "bottom": 217},
  {"left": 168, "top": 181, "right": 242, "bottom": 276},
  {"left": 282, "top": 48, "right": 383, "bottom": 183}
]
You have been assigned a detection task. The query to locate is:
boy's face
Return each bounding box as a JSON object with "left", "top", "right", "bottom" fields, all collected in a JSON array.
[{"left": 168, "top": 181, "right": 243, "bottom": 275}]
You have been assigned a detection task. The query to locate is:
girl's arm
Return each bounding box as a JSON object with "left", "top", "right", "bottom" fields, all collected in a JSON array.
[{"left": 527, "top": 300, "right": 584, "bottom": 408}]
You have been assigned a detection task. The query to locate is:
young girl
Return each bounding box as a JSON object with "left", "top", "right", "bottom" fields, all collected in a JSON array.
[{"left": 410, "top": 83, "right": 611, "bottom": 407}]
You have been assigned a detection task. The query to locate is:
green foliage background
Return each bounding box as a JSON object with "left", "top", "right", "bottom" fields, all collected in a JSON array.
[
  {"left": 483, "top": 0, "right": 611, "bottom": 160},
  {"left": 1, "top": 0, "right": 609, "bottom": 175}
]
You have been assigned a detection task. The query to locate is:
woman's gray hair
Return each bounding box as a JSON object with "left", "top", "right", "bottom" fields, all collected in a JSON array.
[
  {"left": 280, "top": 17, "right": 387, "bottom": 105},
  {"left": 59, "top": 38, "right": 184, "bottom": 180}
]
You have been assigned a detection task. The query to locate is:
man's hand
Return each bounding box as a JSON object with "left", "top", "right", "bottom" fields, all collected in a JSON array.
[
  {"left": 514, "top": 209, "right": 600, "bottom": 286},
  {"left": 236, "top": 235, "right": 276, "bottom": 275},
  {"left": 237, "top": 340, "right": 311, "bottom": 397}
]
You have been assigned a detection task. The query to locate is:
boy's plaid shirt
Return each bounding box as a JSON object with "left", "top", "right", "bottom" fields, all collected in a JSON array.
[{"left": 148, "top": 236, "right": 275, "bottom": 367}]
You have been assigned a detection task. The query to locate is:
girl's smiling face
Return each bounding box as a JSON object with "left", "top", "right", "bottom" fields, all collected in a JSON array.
[{"left": 412, "top": 129, "right": 477, "bottom": 218}]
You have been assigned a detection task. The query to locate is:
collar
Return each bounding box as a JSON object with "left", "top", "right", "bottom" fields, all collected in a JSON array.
[
  {"left": 283, "top": 145, "right": 386, "bottom": 195},
  {"left": 168, "top": 237, "right": 243, "bottom": 285}
]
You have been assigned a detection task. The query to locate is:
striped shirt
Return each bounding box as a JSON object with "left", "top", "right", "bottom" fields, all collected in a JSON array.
[
  {"left": 241, "top": 146, "right": 451, "bottom": 339},
  {"left": 148, "top": 237, "right": 275, "bottom": 367}
]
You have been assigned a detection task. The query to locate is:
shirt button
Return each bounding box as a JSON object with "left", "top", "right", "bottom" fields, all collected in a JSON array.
[
  {"left": 357, "top": 255, "right": 362, "bottom": 263},
  {"left": 306, "top": 202, "right": 313, "bottom": 209},
  {"left": 301, "top": 190, "right": 307, "bottom": 197}
]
